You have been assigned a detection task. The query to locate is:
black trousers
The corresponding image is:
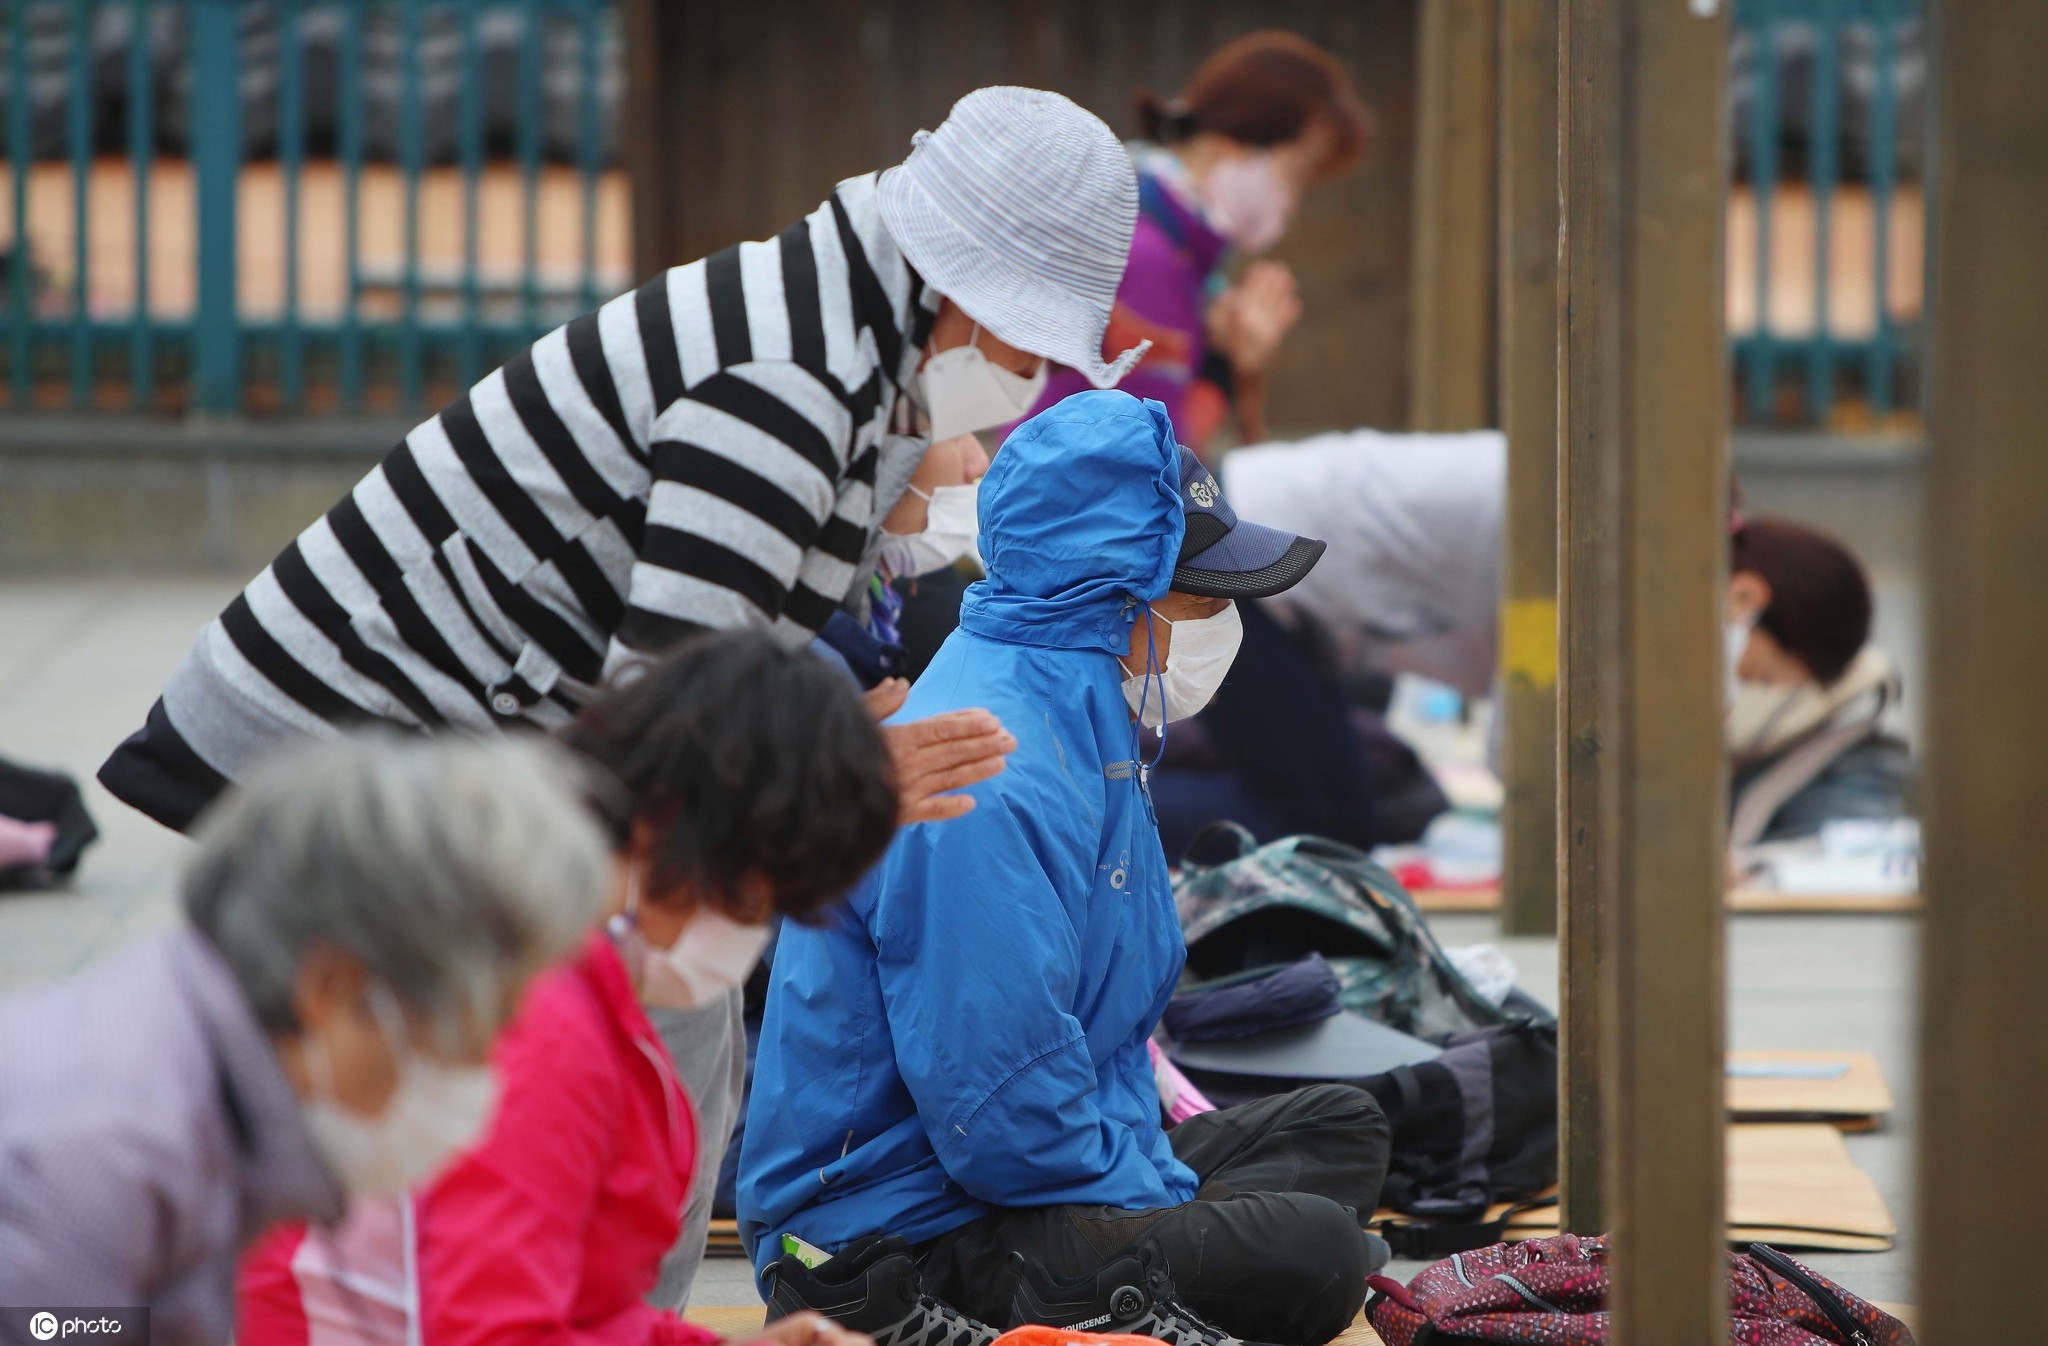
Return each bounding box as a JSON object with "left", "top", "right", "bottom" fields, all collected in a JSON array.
[{"left": 917, "top": 1084, "right": 1392, "bottom": 1346}]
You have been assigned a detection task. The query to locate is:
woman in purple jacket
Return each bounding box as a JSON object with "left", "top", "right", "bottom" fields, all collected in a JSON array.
[{"left": 1012, "top": 32, "right": 1374, "bottom": 457}]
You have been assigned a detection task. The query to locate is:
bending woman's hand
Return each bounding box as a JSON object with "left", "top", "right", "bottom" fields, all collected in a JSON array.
[
  {"left": 864, "top": 678, "right": 1016, "bottom": 825},
  {"left": 736, "top": 1310, "right": 875, "bottom": 1346},
  {"left": 1209, "top": 260, "right": 1302, "bottom": 376}
]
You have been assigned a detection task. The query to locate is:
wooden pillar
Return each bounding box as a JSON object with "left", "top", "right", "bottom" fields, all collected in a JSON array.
[
  {"left": 1556, "top": 5, "right": 1728, "bottom": 1341},
  {"left": 622, "top": 0, "right": 691, "bottom": 280},
  {"left": 1409, "top": 0, "right": 1497, "bottom": 431},
  {"left": 1918, "top": 4, "right": 2048, "bottom": 1340},
  {"left": 1495, "top": 0, "right": 1560, "bottom": 938}
]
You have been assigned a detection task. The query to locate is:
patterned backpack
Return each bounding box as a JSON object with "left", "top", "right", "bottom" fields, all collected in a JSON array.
[
  {"left": 1173, "top": 826, "right": 1521, "bottom": 1038},
  {"left": 1365, "top": 1233, "right": 1915, "bottom": 1345}
]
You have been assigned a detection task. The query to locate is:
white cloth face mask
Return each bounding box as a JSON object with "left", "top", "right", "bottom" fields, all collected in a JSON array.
[
  {"left": 300, "top": 985, "right": 500, "bottom": 1199},
  {"left": 1200, "top": 152, "right": 1292, "bottom": 254},
  {"left": 610, "top": 862, "right": 773, "bottom": 1010},
  {"left": 914, "top": 324, "right": 1049, "bottom": 439},
  {"left": 880, "top": 480, "right": 982, "bottom": 577},
  {"left": 1121, "top": 602, "right": 1245, "bottom": 728},
  {"left": 1724, "top": 616, "right": 1756, "bottom": 708}
]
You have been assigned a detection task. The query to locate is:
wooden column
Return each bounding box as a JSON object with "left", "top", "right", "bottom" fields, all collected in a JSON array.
[
  {"left": 622, "top": 0, "right": 693, "bottom": 279},
  {"left": 1556, "top": 6, "right": 1728, "bottom": 1341},
  {"left": 1918, "top": 4, "right": 2048, "bottom": 1340},
  {"left": 1409, "top": 0, "right": 1497, "bottom": 431},
  {"left": 1495, "top": 0, "right": 1560, "bottom": 938}
]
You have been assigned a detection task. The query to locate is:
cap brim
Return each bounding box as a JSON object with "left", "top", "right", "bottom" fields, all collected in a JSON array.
[
  {"left": 1173, "top": 528, "right": 1326, "bottom": 601},
  {"left": 879, "top": 165, "right": 1147, "bottom": 389}
]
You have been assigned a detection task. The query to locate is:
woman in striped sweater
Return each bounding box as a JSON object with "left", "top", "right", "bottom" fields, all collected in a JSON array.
[{"left": 98, "top": 84, "right": 1149, "bottom": 1306}]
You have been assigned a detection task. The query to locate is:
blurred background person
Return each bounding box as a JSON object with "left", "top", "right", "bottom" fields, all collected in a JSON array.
[
  {"left": 0, "top": 735, "right": 609, "bottom": 1344},
  {"left": 1726, "top": 516, "right": 1911, "bottom": 853},
  {"left": 816, "top": 434, "right": 992, "bottom": 690},
  {"left": 238, "top": 634, "right": 898, "bottom": 1346},
  {"left": 1008, "top": 31, "right": 1374, "bottom": 456},
  {"left": 1152, "top": 427, "right": 1503, "bottom": 859}
]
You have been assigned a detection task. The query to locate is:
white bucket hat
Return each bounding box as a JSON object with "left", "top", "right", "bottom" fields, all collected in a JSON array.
[{"left": 879, "top": 86, "right": 1150, "bottom": 390}]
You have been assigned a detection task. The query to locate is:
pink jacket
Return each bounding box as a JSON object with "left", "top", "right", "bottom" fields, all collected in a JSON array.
[{"left": 238, "top": 934, "right": 718, "bottom": 1346}]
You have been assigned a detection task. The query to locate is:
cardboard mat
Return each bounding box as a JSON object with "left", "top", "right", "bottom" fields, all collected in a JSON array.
[
  {"left": 687, "top": 1306, "right": 768, "bottom": 1336},
  {"left": 1726, "top": 886, "right": 1924, "bottom": 914},
  {"left": 1381, "top": 1123, "right": 1896, "bottom": 1253},
  {"left": 1727, "top": 1050, "right": 1895, "bottom": 1127},
  {"left": 1411, "top": 885, "right": 1923, "bottom": 915}
]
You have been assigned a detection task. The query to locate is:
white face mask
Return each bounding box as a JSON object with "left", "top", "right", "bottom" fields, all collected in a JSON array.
[
  {"left": 879, "top": 481, "right": 982, "bottom": 577},
  {"left": 610, "top": 862, "right": 773, "bottom": 1010},
  {"left": 914, "top": 324, "right": 1048, "bottom": 440},
  {"left": 1724, "top": 616, "right": 1756, "bottom": 707},
  {"left": 300, "top": 986, "right": 500, "bottom": 1199},
  {"left": 1121, "top": 602, "right": 1244, "bottom": 728},
  {"left": 1201, "top": 152, "right": 1292, "bottom": 254}
]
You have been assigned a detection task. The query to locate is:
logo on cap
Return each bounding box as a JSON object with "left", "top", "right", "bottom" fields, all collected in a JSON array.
[{"left": 1187, "top": 477, "right": 1218, "bottom": 509}]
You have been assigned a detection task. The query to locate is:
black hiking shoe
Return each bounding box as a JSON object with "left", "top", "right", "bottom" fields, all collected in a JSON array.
[
  {"left": 1008, "top": 1244, "right": 1253, "bottom": 1346},
  {"left": 764, "top": 1234, "right": 999, "bottom": 1346}
]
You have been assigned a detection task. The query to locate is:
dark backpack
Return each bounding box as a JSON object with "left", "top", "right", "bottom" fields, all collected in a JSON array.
[
  {"left": 1171, "top": 827, "right": 1559, "bottom": 1238},
  {"left": 1365, "top": 1234, "right": 1915, "bottom": 1346},
  {"left": 1173, "top": 1017, "right": 1560, "bottom": 1247},
  {"left": 1364, "top": 1021, "right": 1559, "bottom": 1236},
  {"left": 1173, "top": 826, "right": 1519, "bottom": 1037},
  {"left": 0, "top": 756, "right": 97, "bottom": 887}
]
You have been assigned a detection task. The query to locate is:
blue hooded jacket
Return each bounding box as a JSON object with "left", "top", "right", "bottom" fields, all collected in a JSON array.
[{"left": 737, "top": 391, "right": 1201, "bottom": 1273}]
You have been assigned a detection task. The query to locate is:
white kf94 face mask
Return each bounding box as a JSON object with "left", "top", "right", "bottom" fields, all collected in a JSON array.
[
  {"left": 299, "top": 985, "right": 500, "bottom": 1199},
  {"left": 1122, "top": 602, "right": 1245, "bottom": 728},
  {"left": 879, "top": 480, "right": 983, "bottom": 577},
  {"left": 914, "top": 324, "right": 1049, "bottom": 440},
  {"left": 609, "top": 862, "right": 773, "bottom": 1010}
]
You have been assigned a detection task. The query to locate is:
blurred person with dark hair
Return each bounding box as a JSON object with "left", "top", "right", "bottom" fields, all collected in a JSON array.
[
  {"left": 1725, "top": 516, "right": 1911, "bottom": 852},
  {"left": 0, "top": 736, "right": 608, "bottom": 1344},
  {"left": 1009, "top": 31, "right": 1375, "bottom": 454},
  {"left": 237, "top": 634, "right": 901, "bottom": 1346}
]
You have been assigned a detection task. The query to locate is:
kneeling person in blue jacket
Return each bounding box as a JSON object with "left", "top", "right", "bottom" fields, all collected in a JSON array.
[{"left": 738, "top": 391, "right": 1393, "bottom": 1346}]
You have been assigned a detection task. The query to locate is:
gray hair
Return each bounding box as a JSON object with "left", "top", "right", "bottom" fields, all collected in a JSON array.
[{"left": 184, "top": 733, "right": 610, "bottom": 1055}]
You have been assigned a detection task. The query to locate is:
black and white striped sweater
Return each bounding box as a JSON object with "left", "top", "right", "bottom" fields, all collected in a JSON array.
[{"left": 101, "top": 173, "right": 934, "bottom": 832}]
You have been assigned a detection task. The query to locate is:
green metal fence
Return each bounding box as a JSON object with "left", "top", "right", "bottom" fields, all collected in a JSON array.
[
  {"left": 4, "top": 0, "right": 1920, "bottom": 426},
  {"left": 1732, "top": 0, "right": 1924, "bottom": 426},
  {"left": 2, "top": 0, "right": 619, "bottom": 415}
]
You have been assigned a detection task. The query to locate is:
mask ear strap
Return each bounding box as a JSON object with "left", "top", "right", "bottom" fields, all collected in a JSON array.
[
  {"left": 366, "top": 983, "right": 418, "bottom": 1073},
  {"left": 1143, "top": 607, "right": 1171, "bottom": 770},
  {"left": 303, "top": 1014, "right": 340, "bottom": 1104},
  {"left": 1133, "top": 605, "right": 1160, "bottom": 727}
]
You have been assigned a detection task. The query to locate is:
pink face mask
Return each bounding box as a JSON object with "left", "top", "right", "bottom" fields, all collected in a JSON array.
[{"left": 1200, "top": 152, "right": 1293, "bottom": 254}]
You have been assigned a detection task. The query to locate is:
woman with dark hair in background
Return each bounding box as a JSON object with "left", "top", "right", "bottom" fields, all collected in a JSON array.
[
  {"left": 1009, "top": 31, "right": 1374, "bottom": 455},
  {"left": 1725, "top": 516, "right": 1912, "bottom": 853}
]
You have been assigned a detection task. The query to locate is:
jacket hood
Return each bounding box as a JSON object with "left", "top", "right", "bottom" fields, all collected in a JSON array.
[{"left": 959, "top": 390, "right": 1184, "bottom": 654}]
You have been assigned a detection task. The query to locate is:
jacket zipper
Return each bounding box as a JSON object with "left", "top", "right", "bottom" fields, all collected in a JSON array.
[{"left": 1749, "top": 1244, "right": 1873, "bottom": 1346}]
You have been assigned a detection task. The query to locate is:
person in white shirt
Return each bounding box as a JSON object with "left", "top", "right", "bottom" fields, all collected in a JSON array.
[{"left": 1149, "top": 428, "right": 1503, "bottom": 859}]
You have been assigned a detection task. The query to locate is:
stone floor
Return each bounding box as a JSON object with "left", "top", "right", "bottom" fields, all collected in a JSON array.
[{"left": 0, "top": 569, "right": 1920, "bottom": 1310}]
